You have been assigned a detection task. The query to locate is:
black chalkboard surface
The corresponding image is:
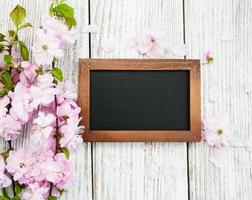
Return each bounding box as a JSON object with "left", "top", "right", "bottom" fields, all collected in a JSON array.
[
  {"left": 79, "top": 59, "right": 201, "bottom": 142},
  {"left": 90, "top": 70, "right": 190, "bottom": 130}
]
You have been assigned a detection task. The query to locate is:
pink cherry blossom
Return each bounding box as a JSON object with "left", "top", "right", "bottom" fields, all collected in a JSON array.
[
  {"left": 0, "top": 155, "right": 11, "bottom": 188},
  {"left": 0, "top": 96, "right": 10, "bottom": 117},
  {"left": 201, "top": 113, "right": 244, "bottom": 167},
  {"left": 19, "top": 61, "right": 39, "bottom": 87},
  {"left": 42, "top": 17, "right": 76, "bottom": 49},
  {"left": 205, "top": 51, "right": 214, "bottom": 63},
  {"left": 21, "top": 183, "right": 49, "bottom": 200},
  {"left": 44, "top": 153, "right": 73, "bottom": 189},
  {"left": 37, "top": 134, "right": 56, "bottom": 152},
  {"left": 202, "top": 114, "right": 232, "bottom": 148},
  {"left": 31, "top": 112, "right": 56, "bottom": 144},
  {"left": 60, "top": 116, "right": 84, "bottom": 150},
  {"left": 0, "top": 3, "right": 82, "bottom": 198},
  {"left": 7, "top": 149, "right": 55, "bottom": 185},
  {"left": 33, "top": 29, "right": 64, "bottom": 66},
  {"left": 30, "top": 150, "right": 54, "bottom": 182},
  {"left": 11, "top": 67, "right": 21, "bottom": 85},
  {"left": 11, "top": 44, "right": 21, "bottom": 62},
  {"left": 9, "top": 82, "right": 33, "bottom": 123},
  {"left": 132, "top": 29, "right": 167, "bottom": 58},
  {"left": 0, "top": 61, "right": 5, "bottom": 68},
  {"left": 6, "top": 148, "right": 36, "bottom": 184},
  {"left": 30, "top": 74, "right": 58, "bottom": 109},
  {"left": 0, "top": 114, "right": 22, "bottom": 141},
  {"left": 57, "top": 101, "right": 80, "bottom": 125},
  {"left": 56, "top": 80, "right": 77, "bottom": 105}
]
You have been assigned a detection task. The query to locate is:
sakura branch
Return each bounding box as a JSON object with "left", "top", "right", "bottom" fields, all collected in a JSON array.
[{"left": 0, "top": 2, "right": 83, "bottom": 200}]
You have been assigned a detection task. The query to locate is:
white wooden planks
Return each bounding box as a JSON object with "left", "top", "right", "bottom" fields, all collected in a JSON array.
[
  {"left": 90, "top": 0, "right": 188, "bottom": 199},
  {"left": 185, "top": 0, "right": 252, "bottom": 199},
  {"left": 1, "top": 0, "right": 252, "bottom": 199}
]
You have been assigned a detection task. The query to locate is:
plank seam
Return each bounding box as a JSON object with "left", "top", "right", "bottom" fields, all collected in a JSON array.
[
  {"left": 183, "top": 0, "right": 191, "bottom": 199},
  {"left": 88, "top": 0, "right": 95, "bottom": 199}
]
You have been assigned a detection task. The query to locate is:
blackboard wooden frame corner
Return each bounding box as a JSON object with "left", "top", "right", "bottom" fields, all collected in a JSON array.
[{"left": 78, "top": 59, "right": 201, "bottom": 142}]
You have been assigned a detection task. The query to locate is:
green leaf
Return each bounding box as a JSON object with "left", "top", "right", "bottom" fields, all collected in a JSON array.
[
  {"left": 60, "top": 147, "right": 70, "bottom": 160},
  {"left": 18, "top": 41, "right": 29, "bottom": 61},
  {"left": 52, "top": 3, "right": 74, "bottom": 18},
  {"left": 0, "top": 151, "right": 9, "bottom": 160},
  {"left": 8, "top": 30, "right": 15, "bottom": 38},
  {"left": 4, "top": 55, "right": 12, "bottom": 64},
  {"left": 12, "top": 196, "right": 21, "bottom": 200},
  {"left": 2, "top": 71, "right": 13, "bottom": 85},
  {"left": 10, "top": 5, "right": 26, "bottom": 28},
  {"left": 18, "top": 22, "right": 32, "bottom": 30},
  {"left": 2, "top": 188, "right": 10, "bottom": 200},
  {"left": 49, "top": 3, "right": 54, "bottom": 16},
  {"left": 0, "top": 91, "right": 6, "bottom": 97},
  {"left": 0, "top": 88, "right": 11, "bottom": 97},
  {"left": 0, "top": 33, "right": 5, "bottom": 42},
  {"left": 48, "top": 196, "right": 58, "bottom": 200},
  {"left": 0, "top": 44, "right": 5, "bottom": 53},
  {"left": 14, "top": 183, "right": 22, "bottom": 195},
  {"left": 65, "top": 16, "right": 77, "bottom": 30},
  {"left": 0, "top": 196, "right": 8, "bottom": 200},
  {"left": 51, "top": 67, "right": 63, "bottom": 82},
  {"left": 51, "top": 3, "right": 76, "bottom": 29}
]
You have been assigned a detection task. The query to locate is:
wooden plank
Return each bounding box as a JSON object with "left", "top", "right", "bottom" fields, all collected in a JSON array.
[
  {"left": 90, "top": 0, "right": 188, "bottom": 199},
  {"left": 185, "top": 0, "right": 252, "bottom": 199},
  {"left": 0, "top": 1, "right": 92, "bottom": 199}
]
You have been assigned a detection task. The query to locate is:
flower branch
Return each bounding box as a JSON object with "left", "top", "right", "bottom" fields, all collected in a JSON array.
[{"left": 0, "top": 2, "right": 83, "bottom": 200}]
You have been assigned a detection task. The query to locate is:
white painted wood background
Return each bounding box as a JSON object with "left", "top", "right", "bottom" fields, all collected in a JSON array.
[{"left": 0, "top": 0, "right": 251, "bottom": 199}]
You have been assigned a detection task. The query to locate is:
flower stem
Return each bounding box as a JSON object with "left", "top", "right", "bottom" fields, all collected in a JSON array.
[
  {"left": 52, "top": 59, "right": 60, "bottom": 154},
  {"left": 7, "top": 141, "right": 13, "bottom": 150},
  {"left": 6, "top": 141, "right": 16, "bottom": 197},
  {"left": 49, "top": 58, "right": 60, "bottom": 196},
  {"left": 5, "top": 45, "right": 17, "bottom": 197}
]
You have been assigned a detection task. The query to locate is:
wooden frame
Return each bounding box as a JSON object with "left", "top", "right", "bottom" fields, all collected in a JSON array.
[{"left": 78, "top": 59, "right": 201, "bottom": 142}]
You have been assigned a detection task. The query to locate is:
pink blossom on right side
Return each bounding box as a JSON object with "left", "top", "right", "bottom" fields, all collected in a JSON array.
[
  {"left": 205, "top": 51, "right": 214, "bottom": 64},
  {"left": 202, "top": 113, "right": 232, "bottom": 148}
]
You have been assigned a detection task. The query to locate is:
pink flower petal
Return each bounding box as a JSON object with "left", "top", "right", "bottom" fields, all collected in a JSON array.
[
  {"left": 219, "top": 31, "right": 235, "bottom": 42},
  {"left": 171, "top": 44, "right": 189, "bottom": 57},
  {"left": 102, "top": 38, "right": 116, "bottom": 53},
  {"left": 83, "top": 24, "right": 99, "bottom": 33},
  {"left": 209, "top": 148, "right": 224, "bottom": 167}
]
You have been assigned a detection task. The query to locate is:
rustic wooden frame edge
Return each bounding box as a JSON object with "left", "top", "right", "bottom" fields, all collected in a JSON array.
[{"left": 78, "top": 59, "right": 201, "bottom": 142}]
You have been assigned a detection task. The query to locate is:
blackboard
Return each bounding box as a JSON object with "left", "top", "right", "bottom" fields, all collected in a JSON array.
[
  {"left": 90, "top": 70, "right": 190, "bottom": 130},
  {"left": 79, "top": 59, "right": 201, "bottom": 142}
]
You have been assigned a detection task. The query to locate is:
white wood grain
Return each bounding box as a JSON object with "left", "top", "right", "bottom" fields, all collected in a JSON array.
[
  {"left": 1, "top": 0, "right": 252, "bottom": 199},
  {"left": 185, "top": 0, "right": 252, "bottom": 199},
  {"left": 0, "top": 1, "right": 92, "bottom": 199},
  {"left": 90, "top": 0, "right": 188, "bottom": 200}
]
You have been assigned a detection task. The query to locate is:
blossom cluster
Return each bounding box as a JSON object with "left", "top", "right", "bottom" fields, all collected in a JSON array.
[
  {"left": 6, "top": 150, "right": 73, "bottom": 199},
  {"left": 0, "top": 3, "right": 82, "bottom": 200}
]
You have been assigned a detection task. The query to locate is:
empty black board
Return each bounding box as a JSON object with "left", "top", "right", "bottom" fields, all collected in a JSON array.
[{"left": 90, "top": 70, "right": 190, "bottom": 130}]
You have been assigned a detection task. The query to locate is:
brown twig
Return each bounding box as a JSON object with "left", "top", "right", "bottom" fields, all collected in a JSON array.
[{"left": 49, "top": 58, "right": 60, "bottom": 196}]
